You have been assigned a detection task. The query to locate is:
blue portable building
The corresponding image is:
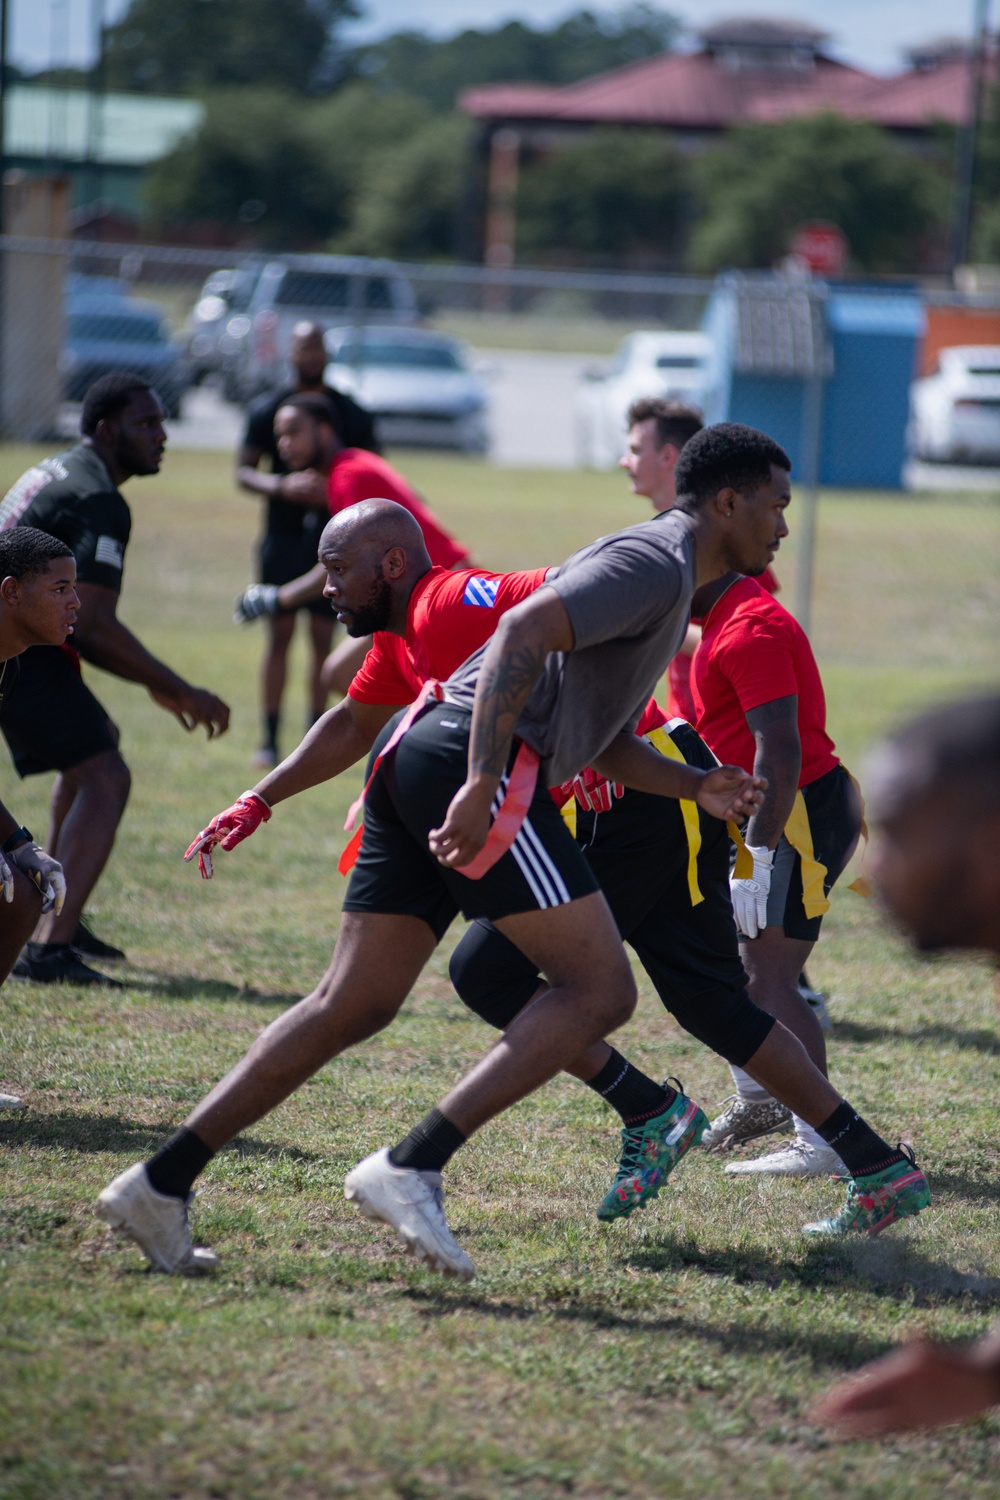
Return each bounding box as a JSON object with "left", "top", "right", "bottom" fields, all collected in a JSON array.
[{"left": 700, "top": 275, "right": 924, "bottom": 489}]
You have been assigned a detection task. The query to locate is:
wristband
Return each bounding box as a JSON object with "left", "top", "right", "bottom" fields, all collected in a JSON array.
[{"left": 2, "top": 825, "right": 32, "bottom": 854}]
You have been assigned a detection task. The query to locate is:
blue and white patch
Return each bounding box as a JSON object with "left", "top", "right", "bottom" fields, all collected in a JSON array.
[{"left": 462, "top": 577, "right": 500, "bottom": 608}]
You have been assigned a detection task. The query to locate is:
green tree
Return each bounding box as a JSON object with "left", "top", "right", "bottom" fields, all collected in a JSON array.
[
  {"left": 340, "top": 116, "right": 473, "bottom": 260},
  {"left": 690, "top": 112, "right": 949, "bottom": 273},
  {"left": 144, "top": 89, "right": 352, "bottom": 246},
  {"left": 105, "top": 0, "right": 359, "bottom": 95},
  {"left": 515, "top": 128, "right": 691, "bottom": 266},
  {"left": 355, "top": 5, "right": 680, "bottom": 111}
]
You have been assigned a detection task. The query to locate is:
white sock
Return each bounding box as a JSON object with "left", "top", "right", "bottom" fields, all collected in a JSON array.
[
  {"left": 730, "top": 1065, "right": 770, "bottom": 1103},
  {"left": 794, "top": 1116, "right": 844, "bottom": 1165}
]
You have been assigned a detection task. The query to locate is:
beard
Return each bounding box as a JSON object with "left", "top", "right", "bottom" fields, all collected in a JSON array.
[{"left": 342, "top": 571, "right": 393, "bottom": 636}]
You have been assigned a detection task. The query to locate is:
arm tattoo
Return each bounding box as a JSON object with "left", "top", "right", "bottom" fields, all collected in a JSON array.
[{"left": 470, "top": 639, "right": 547, "bottom": 777}]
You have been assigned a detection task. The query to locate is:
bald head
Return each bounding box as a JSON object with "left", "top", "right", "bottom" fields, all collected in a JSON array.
[
  {"left": 290, "top": 321, "right": 327, "bottom": 385},
  {"left": 318, "top": 500, "right": 433, "bottom": 638},
  {"left": 865, "top": 694, "right": 1000, "bottom": 956}
]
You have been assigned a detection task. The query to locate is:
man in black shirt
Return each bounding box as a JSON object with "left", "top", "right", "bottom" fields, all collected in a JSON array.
[
  {"left": 0, "top": 371, "right": 230, "bottom": 986},
  {"left": 236, "top": 320, "right": 378, "bottom": 767}
]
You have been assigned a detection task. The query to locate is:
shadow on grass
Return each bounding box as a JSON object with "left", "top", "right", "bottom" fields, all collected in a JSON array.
[
  {"left": 114, "top": 973, "right": 302, "bottom": 1007},
  {"left": 832, "top": 1018, "right": 999, "bottom": 1055},
  {"left": 921, "top": 1168, "right": 1000, "bottom": 1206},
  {"left": 406, "top": 1283, "right": 894, "bottom": 1373},
  {"left": 0, "top": 1110, "right": 319, "bottom": 1162}
]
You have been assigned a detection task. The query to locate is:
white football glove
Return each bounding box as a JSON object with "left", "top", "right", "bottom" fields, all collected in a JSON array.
[
  {"left": 234, "top": 584, "right": 281, "bottom": 625},
  {"left": 0, "top": 850, "right": 13, "bottom": 904},
  {"left": 10, "top": 843, "right": 66, "bottom": 915},
  {"left": 730, "top": 844, "right": 774, "bottom": 939}
]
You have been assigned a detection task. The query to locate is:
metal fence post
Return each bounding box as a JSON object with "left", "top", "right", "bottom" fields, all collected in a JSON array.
[{"left": 794, "top": 282, "right": 827, "bottom": 636}]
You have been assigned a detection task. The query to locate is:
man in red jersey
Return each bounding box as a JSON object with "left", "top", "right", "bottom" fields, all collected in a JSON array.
[
  {"left": 234, "top": 391, "right": 469, "bottom": 696},
  {"left": 691, "top": 571, "right": 869, "bottom": 1176},
  {"left": 97, "top": 431, "right": 927, "bottom": 1279}
]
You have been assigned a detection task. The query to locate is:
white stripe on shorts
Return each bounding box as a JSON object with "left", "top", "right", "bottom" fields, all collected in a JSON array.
[{"left": 491, "top": 772, "right": 572, "bottom": 908}]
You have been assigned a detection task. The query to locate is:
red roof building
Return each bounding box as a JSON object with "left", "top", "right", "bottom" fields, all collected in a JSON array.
[{"left": 456, "top": 19, "right": 982, "bottom": 264}]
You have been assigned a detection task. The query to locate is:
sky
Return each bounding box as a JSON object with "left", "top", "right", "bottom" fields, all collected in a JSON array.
[{"left": 9, "top": 0, "right": 984, "bottom": 79}]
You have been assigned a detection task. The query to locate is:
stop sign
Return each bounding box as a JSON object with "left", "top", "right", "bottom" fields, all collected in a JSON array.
[{"left": 790, "top": 222, "right": 848, "bottom": 275}]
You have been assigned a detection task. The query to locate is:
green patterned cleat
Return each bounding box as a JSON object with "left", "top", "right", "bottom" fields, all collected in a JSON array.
[
  {"left": 597, "top": 1088, "right": 708, "bottom": 1222},
  {"left": 802, "top": 1147, "right": 930, "bottom": 1237}
]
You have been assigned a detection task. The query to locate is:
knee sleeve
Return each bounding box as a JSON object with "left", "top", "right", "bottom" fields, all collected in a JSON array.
[
  {"left": 448, "top": 919, "right": 543, "bottom": 1030},
  {"left": 667, "top": 983, "right": 776, "bottom": 1068}
]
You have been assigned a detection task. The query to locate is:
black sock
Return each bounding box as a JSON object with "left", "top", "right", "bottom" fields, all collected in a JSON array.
[
  {"left": 145, "top": 1127, "right": 215, "bottom": 1200},
  {"left": 817, "top": 1101, "right": 903, "bottom": 1179},
  {"left": 585, "top": 1049, "right": 676, "bottom": 1125},
  {"left": 263, "top": 711, "right": 280, "bottom": 751},
  {"left": 389, "top": 1108, "right": 466, "bottom": 1173}
]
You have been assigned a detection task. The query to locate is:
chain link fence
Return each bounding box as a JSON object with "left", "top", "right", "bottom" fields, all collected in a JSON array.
[{"left": 1, "top": 233, "right": 999, "bottom": 624}]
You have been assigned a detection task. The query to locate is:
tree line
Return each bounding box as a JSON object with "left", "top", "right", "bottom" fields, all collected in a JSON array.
[{"left": 27, "top": 0, "right": 997, "bottom": 272}]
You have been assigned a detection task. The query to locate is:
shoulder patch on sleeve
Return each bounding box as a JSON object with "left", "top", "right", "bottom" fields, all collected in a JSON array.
[
  {"left": 95, "top": 536, "right": 125, "bottom": 571},
  {"left": 462, "top": 577, "right": 500, "bottom": 608}
]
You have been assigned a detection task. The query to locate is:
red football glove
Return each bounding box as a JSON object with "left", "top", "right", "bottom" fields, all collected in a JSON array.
[
  {"left": 184, "top": 791, "right": 272, "bottom": 879},
  {"left": 569, "top": 766, "right": 623, "bottom": 814}
]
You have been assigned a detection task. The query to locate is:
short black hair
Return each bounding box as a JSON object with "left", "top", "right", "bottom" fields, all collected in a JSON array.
[
  {"left": 626, "top": 397, "right": 703, "bottom": 451},
  {"left": 881, "top": 695, "right": 1000, "bottom": 811},
  {"left": 80, "top": 372, "right": 154, "bottom": 436},
  {"left": 278, "top": 392, "right": 341, "bottom": 437},
  {"left": 674, "top": 422, "right": 791, "bottom": 510},
  {"left": 0, "top": 526, "right": 74, "bottom": 582}
]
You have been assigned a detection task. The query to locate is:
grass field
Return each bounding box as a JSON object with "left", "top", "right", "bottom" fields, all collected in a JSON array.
[{"left": 1, "top": 446, "right": 998, "bottom": 1499}]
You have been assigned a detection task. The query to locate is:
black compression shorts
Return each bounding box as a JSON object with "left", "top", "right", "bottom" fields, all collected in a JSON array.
[
  {"left": 259, "top": 531, "right": 333, "bottom": 617},
  {"left": 450, "top": 720, "right": 775, "bottom": 1068},
  {"left": 0, "top": 646, "right": 119, "bottom": 778},
  {"left": 342, "top": 702, "right": 599, "bottom": 940}
]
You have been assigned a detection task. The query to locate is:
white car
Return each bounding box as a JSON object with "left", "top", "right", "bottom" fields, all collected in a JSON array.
[
  {"left": 909, "top": 345, "right": 1000, "bottom": 463},
  {"left": 324, "top": 325, "right": 490, "bottom": 453},
  {"left": 575, "top": 330, "right": 710, "bottom": 469}
]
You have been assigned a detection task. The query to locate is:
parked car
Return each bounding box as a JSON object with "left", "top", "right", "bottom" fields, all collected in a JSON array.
[
  {"left": 62, "top": 293, "right": 191, "bottom": 417},
  {"left": 575, "top": 330, "right": 710, "bottom": 468},
  {"left": 909, "top": 345, "right": 1000, "bottom": 463},
  {"left": 323, "top": 325, "right": 491, "bottom": 453},
  {"left": 222, "top": 256, "right": 418, "bottom": 404},
  {"left": 184, "top": 265, "right": 262, "bottom": 384}
]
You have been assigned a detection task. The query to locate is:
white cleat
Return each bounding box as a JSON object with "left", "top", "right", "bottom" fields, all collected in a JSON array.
[
  {"left": 96, "top": 1162, "right": 219, "bottom": 1275},
  {"left": 725, "top": 1140, "right": 845, "bottom": 1178},
  {"left": 344, "top": 1148, "right": 475, "bottom": 1282},
  {"left": 0, "top": 1092, "right": 26, "bottom": 1110}
]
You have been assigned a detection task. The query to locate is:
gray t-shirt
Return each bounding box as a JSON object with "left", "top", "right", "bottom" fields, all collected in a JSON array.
[{"left": 444, "top": 508, "right": 698, "bottom": 785}]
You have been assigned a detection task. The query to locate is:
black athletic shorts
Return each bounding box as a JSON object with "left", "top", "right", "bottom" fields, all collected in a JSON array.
[
  {"left": 763, "top": 764, "right": 862, "bottom": 942},
  {"left": 450, "top": 720, "right": 775, "bottom": 1068},
  {"left": 0, "top": 646, "right": 118, "bottom": 778},
  {"left": 259, "top": 528, "right": 331, "bottom": 617},
  {"left": 342, "top": 702, "right": 599, "bottom": 940}
]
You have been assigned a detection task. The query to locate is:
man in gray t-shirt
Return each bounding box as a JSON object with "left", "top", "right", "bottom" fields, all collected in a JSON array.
[{"left": 98, "top": 422, "right": 928, "bottom": 1286}]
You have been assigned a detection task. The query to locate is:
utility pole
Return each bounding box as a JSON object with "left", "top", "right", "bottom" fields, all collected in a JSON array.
[{"left": 950, "top": 0, "right": 992, "bottom": 274}]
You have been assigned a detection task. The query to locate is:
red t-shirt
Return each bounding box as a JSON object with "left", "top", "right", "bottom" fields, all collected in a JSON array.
[
  {"left": 328, "top": 449, "right": 468, "bottom": 570},
  {"left": 666, "top": 564, "right": 779, "bottom": 722},
  {"left": 691, "top": 575, "right": 838, "bottom": 787},
  {"left": 349, "top": 566, "right": 550, "bottom": 705}
]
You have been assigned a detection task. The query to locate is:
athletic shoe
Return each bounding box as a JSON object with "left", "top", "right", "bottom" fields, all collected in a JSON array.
[
  {"left": 251, "top": 746, "right": 279, "bottom": 770},
  {"left": 0, "top": 1092, "right": 26, "bottom": 1110},
  {"left": 344, "top": 1148, "right": 475, "bottom": 1282},
  {"left": 11, "top": 943, "right": 122, "bottom": 988},
  {"left": 725, "top": 1140, "right": 845, "bottom": 1178},
  {"left": 596, "top": 1089, "right": 708, "bottom": 1222},
  {"left": 799, "top": 976, "right": 833, "bottom": 1032},
  {"left": 801, "top": 1147, "right": 931, "bottom": 1237},
  {"left": 96, "top": 1162, "right": 219, "bottom": 1275},
  {"left": 702, "top": 1094, "right": 792, "bottom": 1152},
  {"left": 72, "top": 919, "right": 126, "bottom": 961}
]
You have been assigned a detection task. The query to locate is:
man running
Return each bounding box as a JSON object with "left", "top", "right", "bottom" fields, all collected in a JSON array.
[
  {"left": 96, "top": 424, "right": 929, "bottom": 1280},
  {"left": 690, "top": 571, "right": 865, "bottom": 1174}
]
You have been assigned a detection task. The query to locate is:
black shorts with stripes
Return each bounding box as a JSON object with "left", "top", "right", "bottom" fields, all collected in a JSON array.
[{"left": 342, "top": 702, "right": 599, "bottom": 941}]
